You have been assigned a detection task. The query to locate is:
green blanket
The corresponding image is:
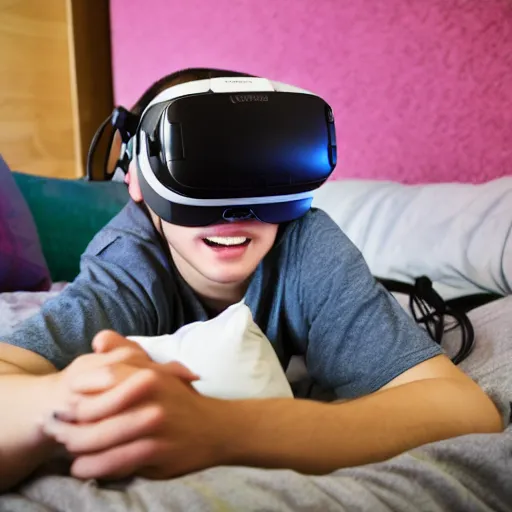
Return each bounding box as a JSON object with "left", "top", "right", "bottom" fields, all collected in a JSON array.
[{"left": 13, "top": 173, "right": 129, "bottom": 283}]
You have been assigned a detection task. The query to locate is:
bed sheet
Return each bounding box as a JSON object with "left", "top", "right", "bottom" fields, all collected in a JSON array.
[
  {"left": 0, "top": 283, "right": 67, "bottom": 336},
  {"left": 0, "top": 296, "right": 511, "bottom": 511}
]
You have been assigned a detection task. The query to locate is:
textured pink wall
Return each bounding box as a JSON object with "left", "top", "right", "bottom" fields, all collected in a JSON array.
[{"left": 110, "top": 0, "right": 512, "bottom": 183}]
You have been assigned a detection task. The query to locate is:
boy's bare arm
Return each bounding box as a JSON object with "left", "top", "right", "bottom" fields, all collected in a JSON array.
[
  {"left": 0, "top": 343, "right": 60, "bottom": 492},
  {"left": 0, "top": 335, "right": 172, "bottom": 492},
  {"left": 41, "top": 348, "right": 503, "bottom": 482},
  {"left": 228, "top": 355, "right": 504, "bottom": 473}
]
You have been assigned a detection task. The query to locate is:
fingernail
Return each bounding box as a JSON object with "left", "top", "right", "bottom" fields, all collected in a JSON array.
[
  {"left": 53, "top": 411, "right": 77, "bottom": 423},
  {"left": 42, "top": 415, "right": 60, "bottom": 435}
]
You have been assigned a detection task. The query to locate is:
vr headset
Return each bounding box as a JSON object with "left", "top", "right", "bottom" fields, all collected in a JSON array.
[{"left": 89, "top": 76, "right": 338, "bottom": 227}]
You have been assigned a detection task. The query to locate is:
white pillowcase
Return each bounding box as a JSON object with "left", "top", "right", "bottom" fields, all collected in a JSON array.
[
  {"left": 128, "top": 302, "right": 293, "bottom": 400},
  {"left": 312, "top": 177, "right": 512, "bottom": 300}
]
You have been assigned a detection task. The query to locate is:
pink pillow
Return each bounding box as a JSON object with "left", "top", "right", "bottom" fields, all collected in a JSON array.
[{"left": 0, "top": 155, "right": 51, "bottom": 292}]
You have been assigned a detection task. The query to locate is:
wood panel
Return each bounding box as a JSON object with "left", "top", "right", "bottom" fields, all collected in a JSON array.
[
  {"left": 0, "top": 0, "right": 113, "bottom": 179},
  {"left": 68, "top": 0, "right": 113, "bottom": 180}
]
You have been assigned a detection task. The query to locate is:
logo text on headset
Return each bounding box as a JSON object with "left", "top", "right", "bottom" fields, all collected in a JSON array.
[{"left": 229, "top": 94, "right": 269, "bottom": 104}]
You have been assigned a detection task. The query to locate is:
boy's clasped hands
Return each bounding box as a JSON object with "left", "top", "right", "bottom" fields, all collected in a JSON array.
[{"left": 39, "top": 330, "right": 234, "bottom": 481}]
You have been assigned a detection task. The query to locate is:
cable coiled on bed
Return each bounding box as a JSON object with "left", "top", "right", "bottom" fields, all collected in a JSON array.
[{"left": 378, "top": 276, "right": 476, "bottom": 365}]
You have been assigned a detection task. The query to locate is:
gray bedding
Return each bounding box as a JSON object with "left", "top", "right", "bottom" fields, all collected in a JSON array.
[{"left": 1, "top": 297, "right": 511, "bottom": 511}]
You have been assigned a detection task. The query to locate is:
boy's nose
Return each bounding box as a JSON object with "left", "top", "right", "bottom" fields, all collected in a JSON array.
[{"left": 222, "top": 208, "right": 255, "bottom": 222}]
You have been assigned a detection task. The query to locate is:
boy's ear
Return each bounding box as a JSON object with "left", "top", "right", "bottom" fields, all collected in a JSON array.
[{"left": 126, "top": 164, "right": 144, "bottom": 203}]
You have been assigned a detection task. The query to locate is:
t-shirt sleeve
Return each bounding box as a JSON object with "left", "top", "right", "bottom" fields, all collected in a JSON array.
[
  {"left": 0, "top": 230, "right": 170, "bottom": 370},
  {"left": 296, "top": 209, "right": 443, "bottom": 399}
]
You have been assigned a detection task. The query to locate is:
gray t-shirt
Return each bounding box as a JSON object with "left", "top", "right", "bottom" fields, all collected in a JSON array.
[{"left": 1, "top": 201, "right": 442, "bottom": 399}]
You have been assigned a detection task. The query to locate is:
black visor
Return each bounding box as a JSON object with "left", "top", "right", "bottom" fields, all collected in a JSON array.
[
  {"left": 131, "top": 77, "right": 337, "bottom": 226},
  {"left": 138, "top": 170, "right": 313, "bottom": 226},
  {"left": 137, "top": 92, "right": 336, "bottom": 200}
]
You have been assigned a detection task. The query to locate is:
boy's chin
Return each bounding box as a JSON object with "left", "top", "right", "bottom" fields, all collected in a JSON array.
[{"left": 202, "top": 266, "right": 255, "bottom": 287}]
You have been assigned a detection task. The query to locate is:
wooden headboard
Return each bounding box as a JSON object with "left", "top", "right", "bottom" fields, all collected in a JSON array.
[{"left": 0, "top": 0, "right": 113, "bottom": 179}]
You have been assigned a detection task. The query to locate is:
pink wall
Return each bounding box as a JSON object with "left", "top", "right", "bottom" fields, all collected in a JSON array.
[{"left": 110, "top": 0, "right": 512, "bottom": 183}]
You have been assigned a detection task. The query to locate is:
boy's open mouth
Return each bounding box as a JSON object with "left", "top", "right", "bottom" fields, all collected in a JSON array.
[{"left": 202, "top": 236, "right": 251, "bottom": 248}]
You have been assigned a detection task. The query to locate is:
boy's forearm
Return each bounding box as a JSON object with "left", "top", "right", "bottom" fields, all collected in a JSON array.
[
  {"left": 0, "top": 373, "right": 58, "bottom": 492},
  {"left": 223, "top": 378, "right": 503, "bottom": 474}
]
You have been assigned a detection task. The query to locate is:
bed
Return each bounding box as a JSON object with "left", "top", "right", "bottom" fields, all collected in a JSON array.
[{"left": 0, "top": 164, "right": 511, "bottom": 511}]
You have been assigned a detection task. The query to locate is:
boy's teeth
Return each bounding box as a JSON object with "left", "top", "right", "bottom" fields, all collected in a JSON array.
[{"left": 205, "top": 236, "right": 248, "bottom": 246}]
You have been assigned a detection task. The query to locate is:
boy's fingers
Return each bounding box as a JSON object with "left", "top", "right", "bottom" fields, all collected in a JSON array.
[
  {"left": 161, "top": 361, "right": 200, "bottom": 382},
  {"left": 70, "top": 438, "right": 159, "bottom": 481},
  {"left": 92, "top": 330, "right": 142, "bottom": 355},
  {"left": 69, "top": 364, "right": 131, "bottom": 394},
  {"left": 69, "top": 360, "right": 199, "bottom": 399},
  {"left": 71, "top": 368, "right": 158, "bottom": 423},
  {"left": 44, "top": 403, "right": 162, "bottom": 457}
]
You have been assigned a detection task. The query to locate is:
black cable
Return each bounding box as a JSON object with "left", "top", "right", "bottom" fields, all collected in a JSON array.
[
  {"left": 411, "top": 294, "right": 445, "bottom": 343},
  {"left": 86, "top": 107, "right": 140, "bottom": 182},
  {"left": 102, "top": 127, "right": 117, "bottom": 180},
  {"left": 444, "top": 306, "right": 475, "bottom": 365},
  {"left": 378, "top": 276, "right": 475, "bottom": 365},
  {"left": 86, "top": 113, "right": 113, "bottom": 181}
]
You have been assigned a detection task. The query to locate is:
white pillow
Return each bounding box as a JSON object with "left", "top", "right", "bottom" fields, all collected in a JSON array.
[
  {"left": 312, "top": 177, "right": 512, "bottom": 300},
  {"left": 128, "top": 302, "right": 293, "bottom": 400}
]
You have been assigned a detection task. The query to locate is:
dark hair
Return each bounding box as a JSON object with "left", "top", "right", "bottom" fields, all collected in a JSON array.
[{"left": 130, "top": 67, "right": 256, "bottom": 115}]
